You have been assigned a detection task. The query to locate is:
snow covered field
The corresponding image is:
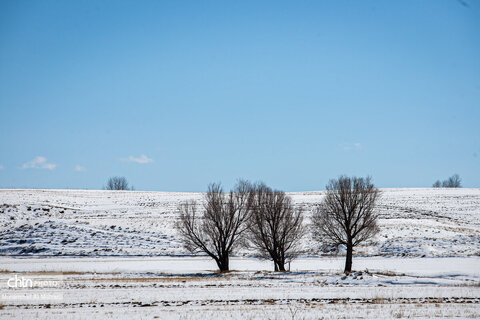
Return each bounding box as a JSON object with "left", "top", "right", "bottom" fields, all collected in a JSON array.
[
  {"left": 0, "top": 256, "right": 479, "bottom": 319},
  {"left": 1, "top": 188, "right": 479, "bottom": 319},
  {"left": 1, "top": 188, "right": 479, "bottom": 257}
]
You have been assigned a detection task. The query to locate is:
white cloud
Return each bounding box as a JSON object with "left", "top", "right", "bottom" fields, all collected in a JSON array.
[
  {"left": 122, "top": 154, "right": 154, "bottom": 164},
  {"left": 342, "top": 142, "right": 362, "bottom": 151},
  {"left": 0, "top": 165, "right": 4, "bottom": 170},
  {"left": 74, "top": 165, "right": 86, "bottom": 172},
  {"left": 22, "top": 156, "right": 56, "bottom": 170}
]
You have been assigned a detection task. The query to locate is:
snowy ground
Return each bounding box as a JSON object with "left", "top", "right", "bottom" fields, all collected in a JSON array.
[
  {"left": 0, "top": 188, "right": 479, "bottom": 318},
  {"left": 1, "top": 188, "right": 479, "bottom": 257},
  {"left": 0, "top": 257, "right": 479, "bottom": 319}
]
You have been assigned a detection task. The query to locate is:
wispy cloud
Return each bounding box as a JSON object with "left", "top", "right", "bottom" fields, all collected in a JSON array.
[
  {"left": 74, "top": 165, "right": 86, "bottom": 172},
  {"left": 0, "top": 165, "right": 4, "bottom": 170},
  {"left": 22, "top": 156, "right": 56, "bottom": 170},
  {"left": 341, "top": 142, "right": 362, "bottom": 151},
  {"left": 122, "top": 154, "right": 154, "bottom": 164}
]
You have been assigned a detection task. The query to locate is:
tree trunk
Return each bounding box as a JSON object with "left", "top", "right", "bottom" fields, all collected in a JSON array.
[
  {"left": 274, "top": 261, "right": 278, "bottom": 271},
  {"left": 276, "top": 260, "right": 286, "bottom": 272},
  {"left": 216, "top": 255, "right": 229, "bottom": 272},
  {"left": 344, "top": 243, "right": 353, "bottom": 273}
]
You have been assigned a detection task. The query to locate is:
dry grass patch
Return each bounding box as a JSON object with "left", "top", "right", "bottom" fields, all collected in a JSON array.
[{"left": 87, "top": 275, "right": 227, "bottom": 283}]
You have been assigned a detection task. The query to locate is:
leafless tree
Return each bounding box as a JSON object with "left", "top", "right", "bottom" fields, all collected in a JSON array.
[
  {"left": 433, "top": 174, "right": 462, "bottom": 188},
  {"left": 312, "top": 176, "right": 380, "bottom": 273},
  {"left": 176, "top": 181, "right": 252, "bottom": 272},
  {"left": 443, "top": 174, "right": 462, "bottom": 188},
  {"left": 105, "top": 176, "right": 132, "bottom": 190},
  {"left": 247, "top": 183, "right": 305, "bottom": 272}
]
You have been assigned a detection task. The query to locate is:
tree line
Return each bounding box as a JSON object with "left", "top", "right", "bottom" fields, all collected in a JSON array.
[
  {"left": 102, "top": 174, "right": 462, "bottom": 273},
  {"left": 432, "top": 174, "right": 462, "bottom": 188},
  {"left": 104, "top": 174, "right": 463, "bottom": 192},
  {"left": 176, "top": 176, "right": 380, "bottom": 274}
]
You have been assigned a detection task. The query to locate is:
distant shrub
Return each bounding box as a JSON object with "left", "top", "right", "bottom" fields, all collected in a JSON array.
[
  {"left": 433, "top": 174, "right": 461, "bottom": 188},
  {"left": 104, "top": 176, "right": 133, "bottom": 190}
]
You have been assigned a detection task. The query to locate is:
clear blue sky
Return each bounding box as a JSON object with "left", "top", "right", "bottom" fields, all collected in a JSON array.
[{"left": 0, "top": 0, "right": 479, "bottom": 191}]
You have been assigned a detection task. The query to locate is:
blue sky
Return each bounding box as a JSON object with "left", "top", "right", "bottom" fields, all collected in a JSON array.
[{"left": 0, "top": 0, "right": 479, "bottom": 191}]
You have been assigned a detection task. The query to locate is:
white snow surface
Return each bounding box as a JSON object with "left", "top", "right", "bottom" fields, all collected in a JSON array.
[
  {"left": 1, "top": 188, "right": 480, "bottom": 319},
  {"left": 1, "top": 256, "right": 479, "bottom": 319},
  {"left": 0, "top": 188, "right": 479, "bottom": 257}
]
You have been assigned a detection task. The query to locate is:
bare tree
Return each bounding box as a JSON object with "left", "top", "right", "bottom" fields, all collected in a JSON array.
[
  {"left": 312, "top": 176, "right": 380, "bottom": 273},
  {"left": 434, "top": 174, "right": 462, "bottom": 188},
  {"left": 443, "top": 174, "right": 462, "bottom": 188},
  {"left": 247, "top": 183, "right": 305, "bottom": 272},
  {"left": 105, "top": 176, "right": 132, "bottom": 190},
  {"left": 176, "top": 181, "right": 252, "bottom": 272}
]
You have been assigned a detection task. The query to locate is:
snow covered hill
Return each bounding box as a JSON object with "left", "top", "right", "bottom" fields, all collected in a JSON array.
[{"left": 0, "top": 188, "right": 479, "bottom": 257}]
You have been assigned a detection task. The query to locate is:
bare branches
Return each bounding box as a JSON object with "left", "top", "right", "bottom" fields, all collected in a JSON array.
[
  {"left": 176, "top": 201, "right": 214, "bottom": 256},
  {"left": 175, "top": 180, "right": 252, "bottom": 272},
  {"left": 433, "top": 174, "right": 462, "bottom": 188},
  {"left": 105, "top": 176, "right": 132, "bottom": 190},
  {"left": 312, "top": 176, "right": 380, "bottom": 273},
  {"left": 247, "top": 183, "right": 305, "bottom": 271},
  {"left": 177, "top": 177, "right": 380, "bottom": 273}
]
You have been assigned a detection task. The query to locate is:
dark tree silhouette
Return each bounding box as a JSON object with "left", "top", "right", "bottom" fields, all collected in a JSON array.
[
  {"left": 248, "top": 183, "right": 305, "bottom": 272},
  {"left": 105, "top": 176, "right": 132, "bottom": 190},
  {"left": 312, "top": 176, "right": 380, "bottom": 273},
  {"left": 443, "top": 174, "right": 462, "bottom": 188},
  {"left": 176, "top": 181, "right": 252, "bottom": 272},
  {"left": 433, "top": 174, "right": 462, "bottom": 188}
]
